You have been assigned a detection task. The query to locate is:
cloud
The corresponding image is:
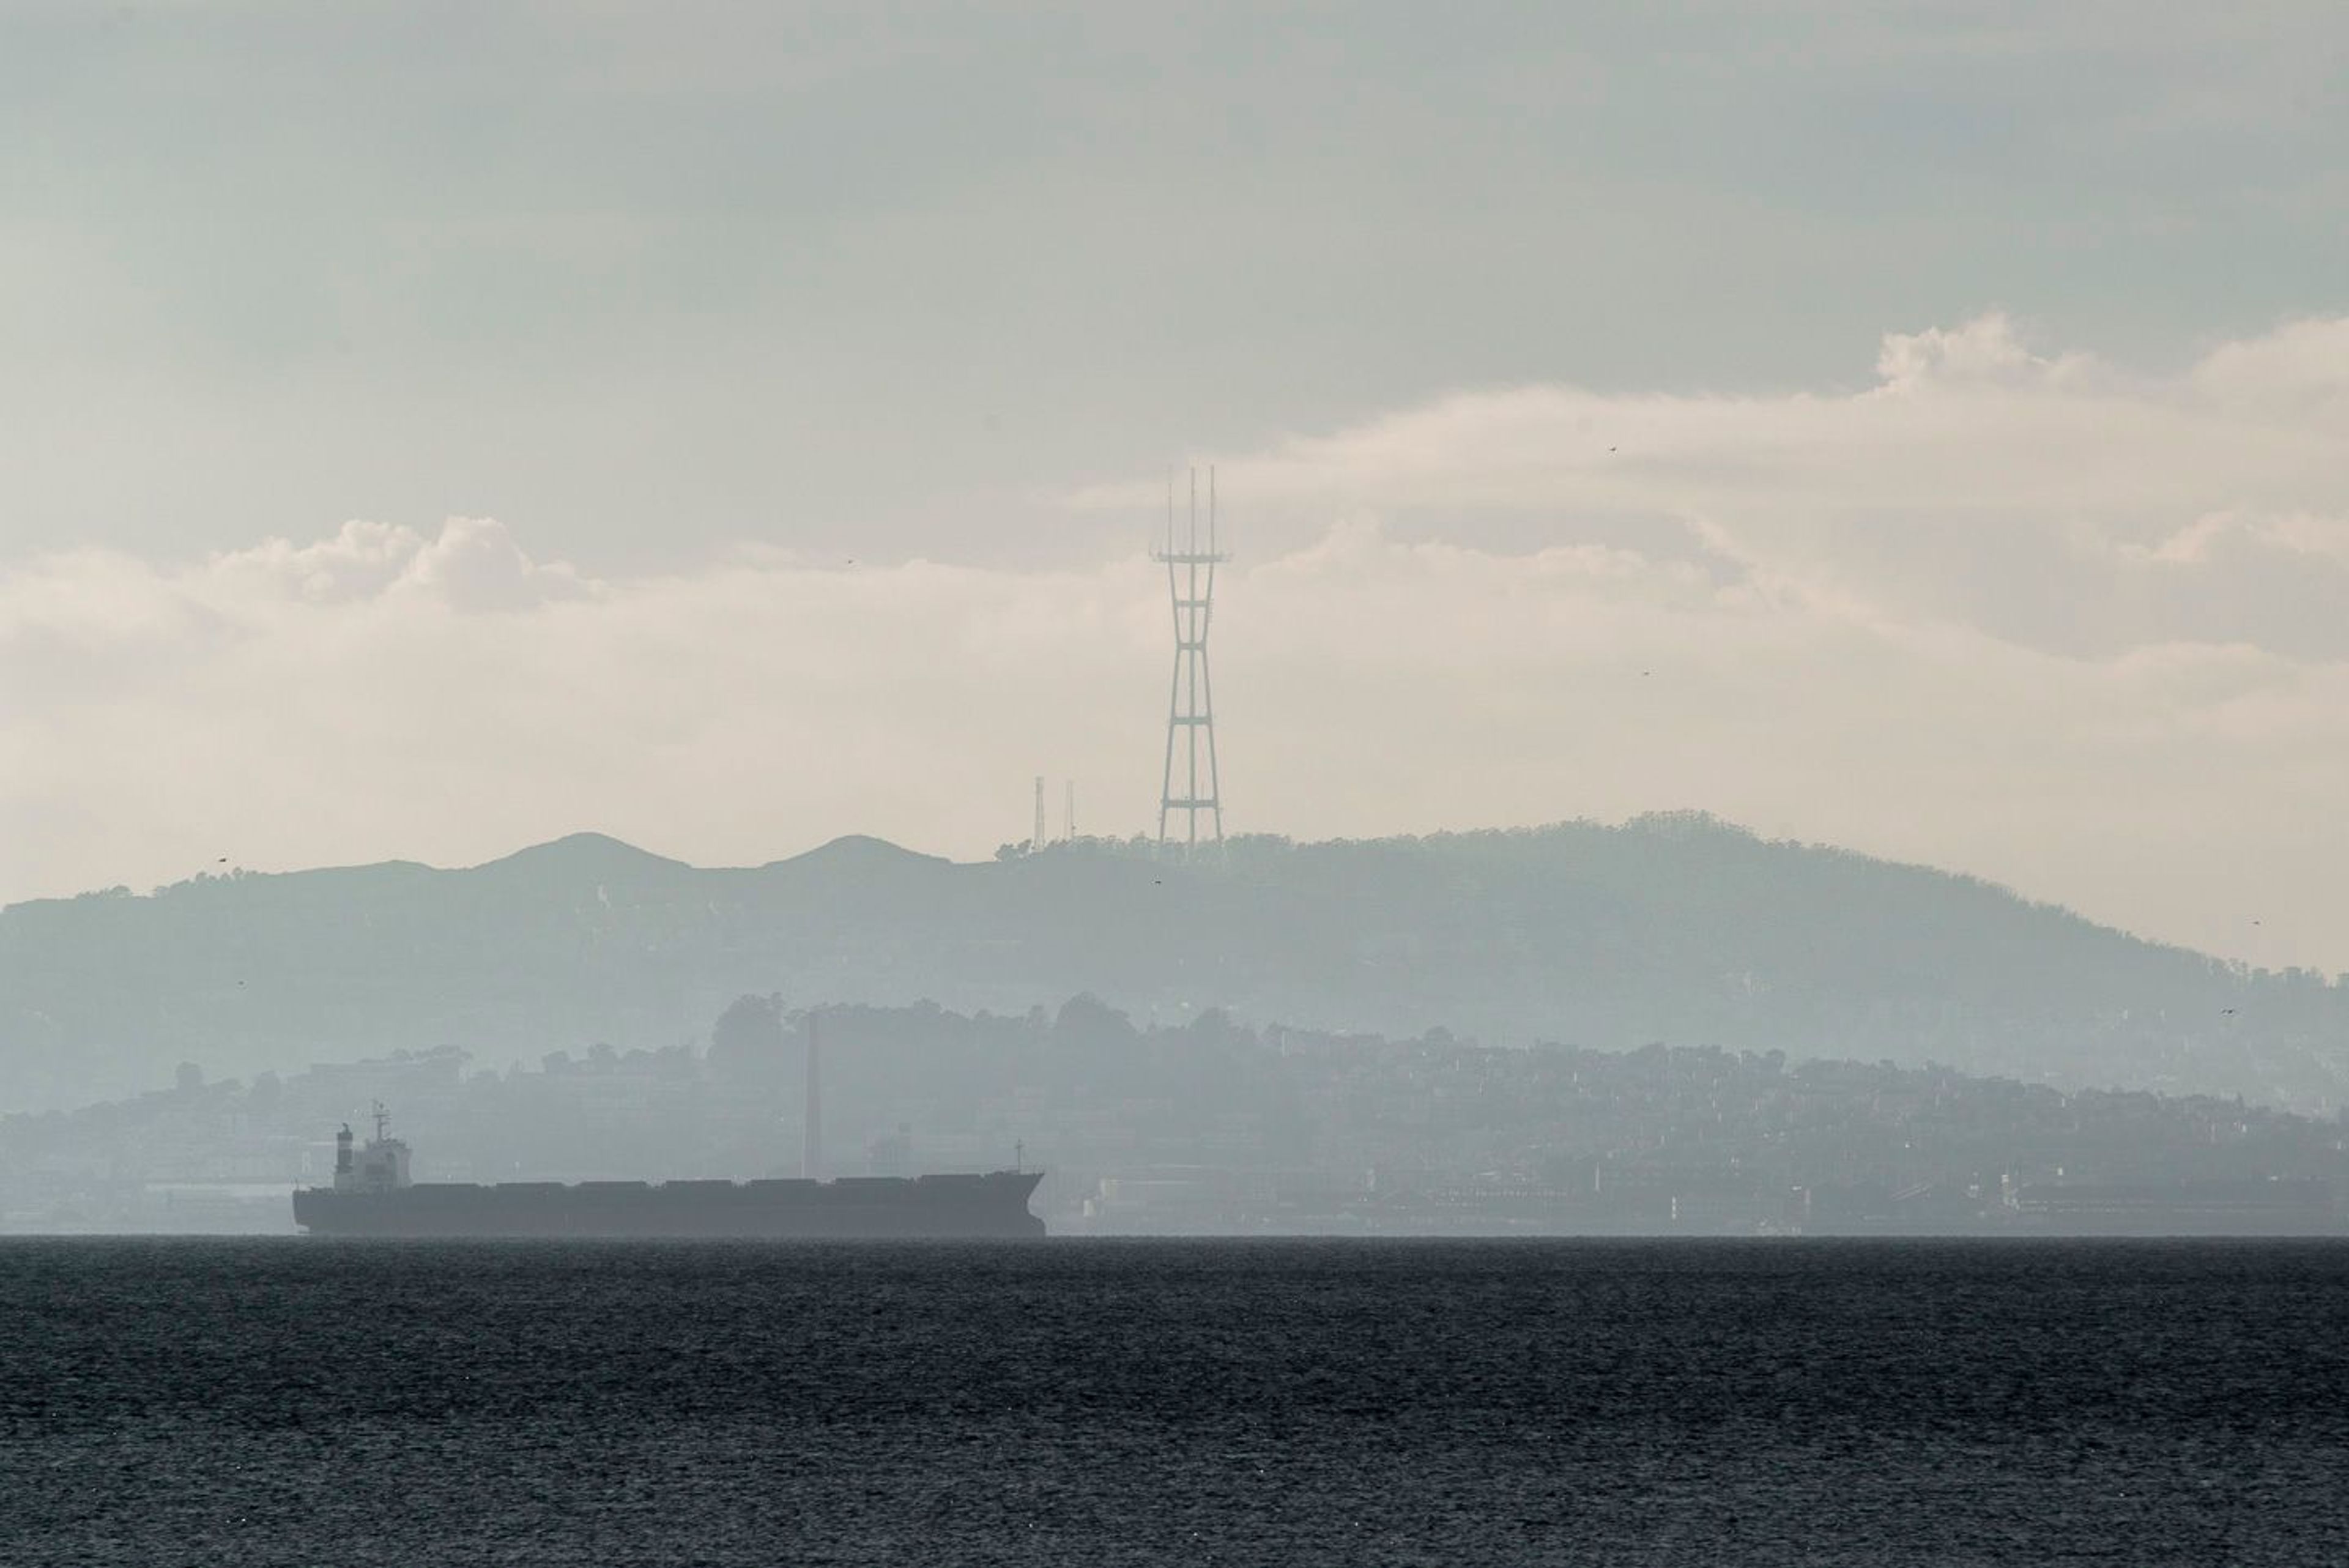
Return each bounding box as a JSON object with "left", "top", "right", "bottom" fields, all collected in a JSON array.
[
  {"left": 1874, "top": 312, "right": 2068, "bottom": 388},
  {"left": 1120, "top": 313, "right": 2349, "bottom": 660},
  {"left": 206, "top": 517, "right": 600, "bottom": 612},
  {"left": 4, "top": 317, "right": 2348, "bottom": 978}
]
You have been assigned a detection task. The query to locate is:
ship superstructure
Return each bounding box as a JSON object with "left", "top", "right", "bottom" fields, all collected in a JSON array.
[{"left": 332, "top": 1104, "right": 410, "bottom": 1194}]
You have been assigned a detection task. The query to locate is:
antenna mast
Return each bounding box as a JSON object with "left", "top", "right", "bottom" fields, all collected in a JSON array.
[{"left": 1154, "top": 465, "right": 1229, "bottom": 852}]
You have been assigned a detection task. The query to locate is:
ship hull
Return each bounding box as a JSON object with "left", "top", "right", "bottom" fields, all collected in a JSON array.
[{"left": 293, "top": 1172, "right": 1047, "bottom": 1239}]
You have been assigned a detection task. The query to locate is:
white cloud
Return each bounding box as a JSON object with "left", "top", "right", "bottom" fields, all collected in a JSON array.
[
  {"left": 1874, "top": 313, "right": 2065, "bottom": 388},
  {"left": 202, "top": 518, "right": 599, "bottom": 611},
  {"left": 4, "top": 317, "right": 2348, "bottom": 977},
  {"left": 1136, "top": 312, "right": 2349, "bottom": 661}
]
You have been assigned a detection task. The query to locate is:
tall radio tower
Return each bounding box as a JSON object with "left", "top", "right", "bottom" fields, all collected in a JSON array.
[{"left": 1155, "top": 466, "right": 1228, "bottom": 852}]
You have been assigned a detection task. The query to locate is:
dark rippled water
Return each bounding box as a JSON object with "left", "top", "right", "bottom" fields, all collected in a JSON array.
[{"left": 3, "top": 1239, "right": 2346, "bottom": 1565}]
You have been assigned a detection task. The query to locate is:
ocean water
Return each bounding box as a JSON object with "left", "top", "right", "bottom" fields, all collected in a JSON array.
[{"left": 2, "top": 1239, "right": 2345, "bottom": 1566}]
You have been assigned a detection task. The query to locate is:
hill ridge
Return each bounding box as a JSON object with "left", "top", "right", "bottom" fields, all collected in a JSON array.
[{"left": 2, "top": 817, "right": 2339, "bottom": 1116}]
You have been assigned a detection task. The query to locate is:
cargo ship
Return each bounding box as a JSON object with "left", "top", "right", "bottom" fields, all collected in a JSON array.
[{"left": 294, "top": 1109, "right": 1046, "bottom": 1239}]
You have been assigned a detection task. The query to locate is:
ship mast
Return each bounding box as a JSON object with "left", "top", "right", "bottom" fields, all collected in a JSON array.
[{"left": 372, "top": 1100, "right": 388, "bottom": 1143}]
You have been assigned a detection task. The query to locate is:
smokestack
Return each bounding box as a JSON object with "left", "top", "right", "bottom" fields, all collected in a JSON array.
[{"left": 803, "top": 1012, "right": 823, "bottom": 1181}]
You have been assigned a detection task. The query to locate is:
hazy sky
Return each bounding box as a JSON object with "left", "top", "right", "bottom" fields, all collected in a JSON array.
[{"left": 4, "top": 4, "right": 2347, "bottom": 972}]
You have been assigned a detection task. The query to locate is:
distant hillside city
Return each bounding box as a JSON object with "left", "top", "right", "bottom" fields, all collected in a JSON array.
[
  {"left": 4, "top": 995, "right": 2344, "bottom": 1236},
  {"left": 4, "top": 814, "right": 2346, "bottom": 1234},
  {"left": 2, "top": 816, "right": 2343, "bottom": 1121}
]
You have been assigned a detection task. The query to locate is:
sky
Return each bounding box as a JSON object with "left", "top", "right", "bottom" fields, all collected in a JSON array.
[{"left": 3, "top": 3, "right": 2347, "bottom": 973}]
